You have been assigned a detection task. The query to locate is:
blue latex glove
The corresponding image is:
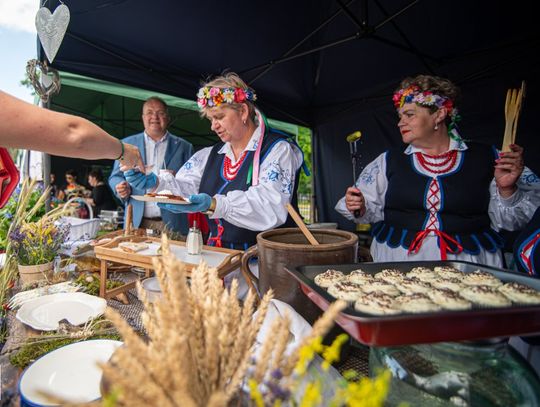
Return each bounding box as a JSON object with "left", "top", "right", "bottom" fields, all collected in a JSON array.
[
  {"left": 124, "top": 170, "right": 157, "bottom": 190},
  {"left": 158, "top": 193, "right": 212, "bottom": 214}
]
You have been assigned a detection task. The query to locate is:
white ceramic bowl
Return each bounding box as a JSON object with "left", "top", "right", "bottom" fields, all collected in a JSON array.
[{"left": 19, "top": 339, "right": 123, "bottom": 406}]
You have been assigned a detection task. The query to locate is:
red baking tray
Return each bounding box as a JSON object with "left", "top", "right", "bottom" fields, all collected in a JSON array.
[
  {"left": 285, "top": 261, "right": 540, "bottom": 346},
  {"left": 0, "top": 147, "right": 20, "bottom": 208}
]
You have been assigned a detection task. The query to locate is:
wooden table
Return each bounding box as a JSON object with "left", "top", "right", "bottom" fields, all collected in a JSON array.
[{"left": 94, "top": 235, "right": 243, "bottom": 299}]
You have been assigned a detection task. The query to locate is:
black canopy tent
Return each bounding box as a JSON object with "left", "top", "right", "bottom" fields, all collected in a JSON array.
[{"left": 43, "top": 0, "right": 540, "bottom": 230}]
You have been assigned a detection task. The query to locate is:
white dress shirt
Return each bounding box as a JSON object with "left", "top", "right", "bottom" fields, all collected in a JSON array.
[{"left": 143, "top": 132, "right": 169, "bottom": 218}]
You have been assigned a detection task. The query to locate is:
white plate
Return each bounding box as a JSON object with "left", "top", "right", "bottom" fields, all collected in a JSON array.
[
  {"left": 16, "top": 292, "right": 107, "bottom": 331},
  {"left": 19, "top": 339, "right": 122, "bottom": 405},
  {"left": 132, "top": 194, "right": 190, "bottom": 204}
]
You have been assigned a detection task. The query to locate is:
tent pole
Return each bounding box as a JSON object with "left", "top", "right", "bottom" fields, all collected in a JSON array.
[
  {"left": 246, "top": 0, "right": 358, "bottom": 83},
  {"left": 242, "top": 0, "right": 421, "bottom": 76}
]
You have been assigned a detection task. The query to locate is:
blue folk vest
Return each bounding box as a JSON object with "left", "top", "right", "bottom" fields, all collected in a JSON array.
[
  {"left": 372, "top": 142, "right": 504, "bottom": 254},
  {"left": 199, "top": 130, "right": 300, "bottom": 250}
]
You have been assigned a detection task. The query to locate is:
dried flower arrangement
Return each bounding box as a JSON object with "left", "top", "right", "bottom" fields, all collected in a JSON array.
[{"left": 100, "top": 235, "right": 350, "bottom": 407}]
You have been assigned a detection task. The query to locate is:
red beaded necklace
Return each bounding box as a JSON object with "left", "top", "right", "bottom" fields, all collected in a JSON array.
[
  {"left": 223, "top": 151, "right": 248, "bottom": 180},
  {"left": 415, "top": 150, "right": 458, "bottom": 174}
]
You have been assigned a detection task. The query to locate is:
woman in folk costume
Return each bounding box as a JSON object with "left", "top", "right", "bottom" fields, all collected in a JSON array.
[
  {"left": 336, "top": 74, "right": 539, "bottom": 267},
  {"left": 122, "top": 73, "right": 304, "bottom": 293}
]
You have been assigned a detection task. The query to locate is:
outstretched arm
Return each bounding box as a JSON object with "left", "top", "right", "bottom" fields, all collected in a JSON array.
[{"left": 0, "top": 90, "right": 143, "bottom": 168}]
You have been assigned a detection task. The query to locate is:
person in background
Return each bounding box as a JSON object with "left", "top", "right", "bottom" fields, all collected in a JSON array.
[
  {"left": 108, "top": 96, "right": 193, "bottom": 235},
  {"left": 58, "top": 169, "right": 86, "bottom": 201},
  {"left": 335, "top": 74, "right": 539, "bottom": 267},
  {"left": 49, "top": 173, "right": 59, "bottom": 199},
  {"left": 121, "top": 72, "right": 304, "bottom": 296},
  {"left": 0, "top": 90, "right": 143, "bottom": 167},
  {"left": 86, "top": 169, "right": 117, "bottom": 216}
]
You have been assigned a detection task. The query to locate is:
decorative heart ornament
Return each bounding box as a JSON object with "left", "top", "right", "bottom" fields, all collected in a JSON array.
[
  {"left": 35, "top": 4, "right": 70, "bottom": 64},
  {"left": 26, "top": 59, "right": 61, "bottom": 103}
]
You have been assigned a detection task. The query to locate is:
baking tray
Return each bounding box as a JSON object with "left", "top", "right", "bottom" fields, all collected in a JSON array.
[{"left": 285, "top": 261, "right": 540, "bottom": 346}]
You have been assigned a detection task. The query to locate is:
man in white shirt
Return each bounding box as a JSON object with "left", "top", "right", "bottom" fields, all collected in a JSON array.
[{"left": 109, "top": 96, "right": 193, "bottom": 234}]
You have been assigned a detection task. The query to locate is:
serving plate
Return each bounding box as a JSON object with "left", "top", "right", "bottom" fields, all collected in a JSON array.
[
  {"left": 285, "top": 261, "right": 540, "bottom": 346},
  {"left": 19, "top": 339, "right": 122, "bottom": 406},
  {"left": 16, "top": 292, "right": 107, "bottom": 331},
  {"left": 132, "top": 194, "right": 190, "bottom": 204}
]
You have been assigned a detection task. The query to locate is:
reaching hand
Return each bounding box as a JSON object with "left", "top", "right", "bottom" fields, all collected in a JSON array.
[
  {"left": 158, "top": 193, "right": 212, "bottom": 214},
  {"left": 495, "top": 144, "right": 524, "bottom": 197},
  {"left": 124, "top": 169, "right": 158, "bottom": 190}
]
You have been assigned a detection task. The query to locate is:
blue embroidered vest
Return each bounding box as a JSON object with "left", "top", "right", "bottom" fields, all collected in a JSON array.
[
  {"left": 199, "top": 130, "right": 300, "bottom": 250},
  {"left": 372, "top": 142, "right": 504, "bottom": 254}
]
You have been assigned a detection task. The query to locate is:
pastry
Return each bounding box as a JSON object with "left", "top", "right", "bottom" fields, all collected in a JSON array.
[
  {"left": 430, "top": 278, "right": 463, "bottom": 293},
  {"left": 145, "top": 191, "right": 187, "bottom": 201},
  {"left": 314, "top": 269, "right": 345, "bottom": 288},
  {"left": 327, "top": 280, "right": 363, "bottom": 302},
  {"left": 361, "top": 281, "right": 401, "bottom": 296},
  {"left": 407, "top": 267, "right": 438, "bottom": 283},
  {"left": 354, "top": 293, "right": 401, "bottom": 315},
  {"left": 395, "top": 293, "right": 442, "bottom": 313},
  {"left": 118, "top": 241, "right": 149, "bottom": 253},
  {"left": 434, "top": 266, "right": 464, "bottom": 280},
  {"left": 374, "top": 269, "right": 405, "bottom": 285},
  {"left": 462, "top": 270, "right": 502, "bottom": 288},
  {"left": 394, "top": 278, "right": 431, "bottom": 295},
  {"left": 347, "top": 269, "right": 374, "bottom": 284},
  {"left": 498, "top": 282, "right": 540, "bottom": 304},
  {"left": 460, "top": 285, "right": 511, "bottom": 307},
  {"left": 427, "top": 288, "right": 472, "bottom": 310}
]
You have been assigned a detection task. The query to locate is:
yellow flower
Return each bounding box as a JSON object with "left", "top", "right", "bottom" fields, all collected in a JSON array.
[
  {"left": 248, "top": 378, "right": 264, "bottom": 407},
  {"left": 295, "top": 337, "right": 324, "bottom": 375},
  {"left": 299, "top": 381, "right": 322, "bottom": 407},
  {"left": 321, "top": 333, "right": 348, "bottom": 370}
]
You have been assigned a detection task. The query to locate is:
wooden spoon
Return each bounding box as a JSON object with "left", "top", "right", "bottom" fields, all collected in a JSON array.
[{"left": 286, "top": 203, "right": 320, "bottom": 245}]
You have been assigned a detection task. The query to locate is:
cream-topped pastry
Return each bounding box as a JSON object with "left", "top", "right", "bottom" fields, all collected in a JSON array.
[
  {"left": 314, "top": 269, "right": 345, "bottom": 288},
  {"left": 407, "top": 267, "right": 438, "bottom": 283},
  {"left": 394, "top": 278, "right": 431, "bottom": 295},
  {"left": 347, "top": 269, "right": 374, "bottom": 285},
  {"left": 461, "top": 285, "right": 511, "bottom": 307},
  {"left": 395, "top": 293, "right": 442, "bottom": 313},
  {"left": 430, "top": 278, "right": 464, "bottom": 293},
  {"left": 354, "top": 293, "right": 401, "bottom": 315},
  {"left": 374, "top": 269, "right": 405, "bottom": 285},
  {"left": 361, "top": 281, "right": 401, "bottom": 296},
  {"left": 498, "top": 282, "right": 540, "bottom": 304},
  {"left": 462, "top": 270, "right": 502, "bottom": 288},
  {"left": 327, "top": 280, "right": 363, "bottom": 301},
  {"left": 434, "top": 266, "right": 464, "bottom": 280},
  {"left": 427, "top": 288, "right": 472, "bottom": 311}
]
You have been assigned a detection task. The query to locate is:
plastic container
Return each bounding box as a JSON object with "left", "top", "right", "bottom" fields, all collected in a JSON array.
[{"left": 187, "top": 222, "right": 203, "bottom": 255}]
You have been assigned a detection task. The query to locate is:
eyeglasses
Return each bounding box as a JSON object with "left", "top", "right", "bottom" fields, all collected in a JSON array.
[{"left": 143, "top": 110, "right": 168, "bottom": 118}]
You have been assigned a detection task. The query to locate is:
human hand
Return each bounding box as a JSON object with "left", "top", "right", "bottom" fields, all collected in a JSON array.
[
  {"left": 495, "top": 144, "right": 524, "bottom": 197},
  {"left": 115, "top": 181, "right": 131, "bottom": 199},
  {"left": 124, "top": 170, "right": 158, "bottom": 190},
  {"left": 345, "top": 187, "right": 366, "bottom": 217},
  {"left": 158, "top": 193, "right": 212, "bottom": 214},
  {"left": 121, "top": 143, "right": 144, "bottom": 172}
]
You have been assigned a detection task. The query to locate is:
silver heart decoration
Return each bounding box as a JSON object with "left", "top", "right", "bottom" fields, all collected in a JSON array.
[{"left": 35, "top": 4, "right": 70, "bottom": 64}]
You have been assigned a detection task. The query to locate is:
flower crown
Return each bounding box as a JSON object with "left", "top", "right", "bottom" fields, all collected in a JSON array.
[
  {"left": 197, "top": 86, "right": 257, "bottom": 109},
  {"left": 393, "top": 85, "right": 460, "bottom": 123}
]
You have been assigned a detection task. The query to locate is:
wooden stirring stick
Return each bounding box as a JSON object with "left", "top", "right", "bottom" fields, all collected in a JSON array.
[{"left": 286, "top": 203, "right": 320, "bottom": 245}]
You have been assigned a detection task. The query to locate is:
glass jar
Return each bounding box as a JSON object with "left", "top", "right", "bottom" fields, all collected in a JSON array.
[
  {"left": 186, "top": 222, "right": 203, "bottom": 255},
  {"left": 369, "top": 339, "right": 540, "bottom": 406}
]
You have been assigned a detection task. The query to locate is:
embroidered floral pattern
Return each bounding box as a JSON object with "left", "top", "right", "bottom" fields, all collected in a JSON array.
[
  {"left": 360, "top": 163, "right": 380, "bottom": 186},
  {"left": 260, "top": 161, "right": 293, "bottom": 195}
]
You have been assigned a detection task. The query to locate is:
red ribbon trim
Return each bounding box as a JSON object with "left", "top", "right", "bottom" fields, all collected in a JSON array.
[{"left": 408, "top": 228, "right": 463, "bottom": 260}]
